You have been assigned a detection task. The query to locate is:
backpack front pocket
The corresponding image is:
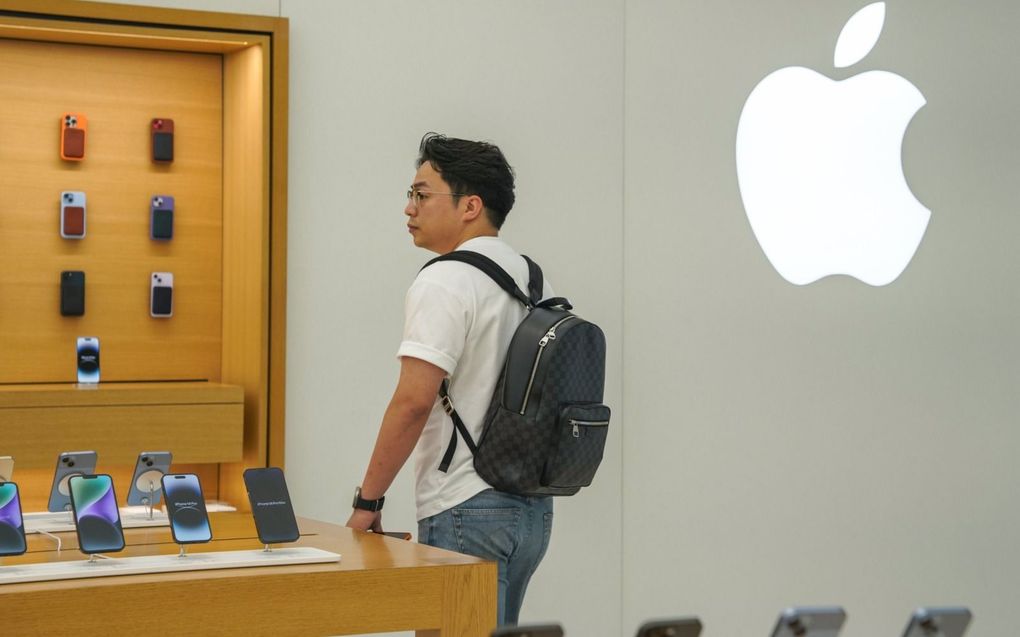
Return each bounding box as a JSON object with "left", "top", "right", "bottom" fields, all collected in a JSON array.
[{"left": 540, "top": 403, "right": 610, "bottom": 489}]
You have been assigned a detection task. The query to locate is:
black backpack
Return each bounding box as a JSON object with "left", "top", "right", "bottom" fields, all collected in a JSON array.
[{"left": 422, "top": 250, "right": 610, "bottom": 497}]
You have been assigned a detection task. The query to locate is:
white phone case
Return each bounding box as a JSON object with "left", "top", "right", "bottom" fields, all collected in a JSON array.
[{"left": 60, "top": 191, "right": 86, "bottom": 239}]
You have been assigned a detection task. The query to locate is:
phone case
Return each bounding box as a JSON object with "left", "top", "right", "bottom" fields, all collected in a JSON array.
[
  {"left": 60, "top": 191, "right": 86, "bottom": 239},
  {"left": 150, "top": 272, "right": 174, "bottom": 317},
  {"left": 125, "top": 451, "right": 172, "bottom": 506},
  {"left": 162, "top": 473, "right": 213, "bottom": 544},
  {"left": 46, "top": 451, "right": 98, "bottom": 512},
  {"left": 150, "top": 195, "right": 174, "bottom": 240},
  {"left": 0, "top": 481, "right": 28, "bottom": 557},
  {"left": 60, "top": 270, "right": 85, "bottom": 317},
  {"left": 60, "top": 112, "right": 87, "bottom": 161},
  {"left": 68, "top": 474, "right": 125, "bottom": 554},
  {"left": 151, "top": 118, "right": 174, "bottom": 163},
  {"left": 76, "top": 336, "right": 100, "bottom": 383},
  {"left": 243, "top": 467, "right": 300, "bottom": 545}
]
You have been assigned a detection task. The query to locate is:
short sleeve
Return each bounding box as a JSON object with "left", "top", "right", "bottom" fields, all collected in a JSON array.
[{"left": 396, "top": 277, "right": 470, "bottom": 375}]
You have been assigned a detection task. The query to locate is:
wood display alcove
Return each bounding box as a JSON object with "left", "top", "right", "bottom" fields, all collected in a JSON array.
[{"left": 0, "top": 0, "right": 288, "bottom": 511}]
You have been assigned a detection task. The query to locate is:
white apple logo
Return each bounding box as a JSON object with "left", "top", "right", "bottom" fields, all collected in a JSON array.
[{"left": 736, "top": 2, "right": 929, "bottom": 286}]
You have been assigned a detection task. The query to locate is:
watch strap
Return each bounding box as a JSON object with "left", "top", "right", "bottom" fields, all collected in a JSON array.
[{"left": 353, "top": 487, "right": 384, "bottom": 512}]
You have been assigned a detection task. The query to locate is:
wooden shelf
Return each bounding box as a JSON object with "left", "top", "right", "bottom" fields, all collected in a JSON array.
[
  {"left": 0, "top": 381, "right": 244, "bottom": 468},
  {"left": 0, "top": 1, "right": 288, "bottom": 509}
]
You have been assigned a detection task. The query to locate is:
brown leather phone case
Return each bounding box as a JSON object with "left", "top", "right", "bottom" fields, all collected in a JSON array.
[
  {"left": 60, "top": 113, "right": 87, "bottom": 161},
  {"left": 63, "top": 207, "right": 85, "bottom": 236}
]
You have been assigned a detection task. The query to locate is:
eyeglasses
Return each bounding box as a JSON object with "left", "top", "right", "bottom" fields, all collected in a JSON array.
[{"left": 406, "top": 189, "right": 470, "bottom": 208}]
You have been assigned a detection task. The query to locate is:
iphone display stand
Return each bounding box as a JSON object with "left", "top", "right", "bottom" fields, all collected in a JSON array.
[
  {"left": 135, "top": 470, "right": 165, "bottom": 520},
  {"left": 263, "top": 544, "right": 272, "bottom": 553},
  {"left": 178, "top": 545, "right": 188, "bottom": 558},
  {"left": 0, "top": 547, "right": 342, "bottom": 585},
  {"left": 36, "top": 529, "right": 63, "bottom": 551}
]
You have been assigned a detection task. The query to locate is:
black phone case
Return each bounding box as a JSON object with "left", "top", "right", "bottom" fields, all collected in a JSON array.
[{"left": 60, "top": 271, "right": 85, "bottom": 316}]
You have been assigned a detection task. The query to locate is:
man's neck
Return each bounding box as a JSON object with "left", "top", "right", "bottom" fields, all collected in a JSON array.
[{"left": 451, "top": 226, "right": 499, "bottom": 251}]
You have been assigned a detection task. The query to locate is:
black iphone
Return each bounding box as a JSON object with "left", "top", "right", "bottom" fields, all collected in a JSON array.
[
  {"left": 162, "top": 473, "right": 212, "bottom": 544},
  {"left": 243, "top": 467, "right": 300, "bottom": 545}
]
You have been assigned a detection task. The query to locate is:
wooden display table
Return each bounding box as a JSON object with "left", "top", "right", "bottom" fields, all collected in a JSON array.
[{"left": 0, "top": 512, "right": 497, "bottom": 636}]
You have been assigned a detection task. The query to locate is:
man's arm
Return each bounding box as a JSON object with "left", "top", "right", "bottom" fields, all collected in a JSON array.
[{"left": 346, "top": 355, "right": 446, "bottom": 531}]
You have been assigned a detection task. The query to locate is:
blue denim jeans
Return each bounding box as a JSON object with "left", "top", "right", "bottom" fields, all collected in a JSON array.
[{"left": 418, "top": 489, "right": 553, "bottom": 626}]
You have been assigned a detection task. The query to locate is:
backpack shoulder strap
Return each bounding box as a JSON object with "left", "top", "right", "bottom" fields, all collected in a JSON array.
[
  {"left": 422, "top": 250, "right": 534, "bottom": 308},
  {"left": 522, "top": 255, "right": 543, "bottom": 306},
  {"left": 421, "top": 250, "right": 542, "bottom": 472}
]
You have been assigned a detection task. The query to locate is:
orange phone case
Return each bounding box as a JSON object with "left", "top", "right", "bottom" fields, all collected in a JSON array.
[{"left": 60, "top": 112, "right": 88, "bottom": 161}]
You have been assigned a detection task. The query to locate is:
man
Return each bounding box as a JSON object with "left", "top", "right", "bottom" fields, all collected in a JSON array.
[{"left": 346, "top": 133, "right": 553, "bottom": 626}]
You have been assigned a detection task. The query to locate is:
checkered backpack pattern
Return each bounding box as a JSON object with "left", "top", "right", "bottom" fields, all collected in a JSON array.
[{"left": 422, "top": 251, "right": 610, "bottom": 496}]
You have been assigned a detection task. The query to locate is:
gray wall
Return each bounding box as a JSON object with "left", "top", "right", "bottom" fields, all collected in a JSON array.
[
  {"left": 113, "top": 1, "right": 1019, "bottom": 635},
  {"left": 624, "top": 1, "right": 1020, "bottom": 635}
]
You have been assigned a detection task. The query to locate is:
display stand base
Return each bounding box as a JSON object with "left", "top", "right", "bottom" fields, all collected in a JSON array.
[
  {"left": 0, "top": 547, "right": 341, "bottom": 585},
  {"left": 23, "top": 508, "right": 170, "bottom": 534}
]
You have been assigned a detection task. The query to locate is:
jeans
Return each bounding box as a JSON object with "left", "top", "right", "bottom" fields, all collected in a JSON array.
[{"left": 418, "top": 489, "right": 553, "bottom": 626}]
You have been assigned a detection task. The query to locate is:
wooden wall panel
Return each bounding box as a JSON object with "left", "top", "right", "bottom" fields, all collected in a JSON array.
[
  {"left": 220, "top": 43, "right": 269, "bottom": 508},
  {"left": 0, "top": 2, "right": 288, "bottom": 510},
  {"left": 0, "top": 37, "right": 223, "bottom": 383}
]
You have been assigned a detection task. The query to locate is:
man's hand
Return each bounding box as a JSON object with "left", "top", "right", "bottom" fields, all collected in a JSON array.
[{"left": 346, "top": 508, "right": 383, "bottom": 532}]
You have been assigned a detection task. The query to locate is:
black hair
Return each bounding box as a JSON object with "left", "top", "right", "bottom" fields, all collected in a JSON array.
[{"left": 416, "top": 132, "right": 516, "bottom": 229}]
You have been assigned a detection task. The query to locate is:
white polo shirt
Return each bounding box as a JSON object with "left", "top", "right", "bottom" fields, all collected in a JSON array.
[{"left": 398, "top": 236, "right": 552, "bottom": 521}]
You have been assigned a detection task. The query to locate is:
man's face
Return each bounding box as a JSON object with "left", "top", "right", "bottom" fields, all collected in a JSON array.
[{"left": 405, "top": 162, "right": 464, "bottom": 254}]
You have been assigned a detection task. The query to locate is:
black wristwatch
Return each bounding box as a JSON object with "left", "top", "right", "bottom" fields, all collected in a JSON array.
[{"left": 352, "top": 486, "right": 385, "bottom": 512}]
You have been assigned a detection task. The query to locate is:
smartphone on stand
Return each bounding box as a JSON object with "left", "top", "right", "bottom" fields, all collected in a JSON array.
[
  {"left": 47, "top": 450, "right": 98, "bottom": 512},
  {"left": 769, "top": 607, "right": 846, "bottom": 637},
  {"left": 125, "top": 451, "right": 172, "bottom": 507},
  {"left": 243, "top": 467, "right": 300, "bottom": 545},
  {"left": 60, "top": 191, "right": 86, "bottom": 239},
  {"left": 60, "top": 112, "right": 87, "bottom": 161},
  {"left": 900, "top": 607, "right": 972, "bottom": 637},
  {"left": 150, "top": 195, "right": 174, "bottom": 240},
  {"left": 68, "top": 474, "right": 125, "bottom": 555},
  {"left": 61, "top": 271, "right": 85, "bottom": 317},
  {"left": 635, "top": 618, "right": 702, "bottom": 637},
  {"left": 76, "top": 336, "right": 100, "bottom": 383},
  {"left": 150, "top": 272, "right": 173, "bottom": 317},
  {"left": 0, "top": 481, "right": 27, "bottom": 556},
  {"left": 162, "top": 473, "right": 212, "bottom": 544},
  {"left": 491, "top": 625, "right": 564, "bottom": 637}
]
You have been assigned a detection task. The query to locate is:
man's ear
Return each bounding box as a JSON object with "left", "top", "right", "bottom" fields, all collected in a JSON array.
[{"left": 460, "top": 194, "right": 485, "bottom": 222}]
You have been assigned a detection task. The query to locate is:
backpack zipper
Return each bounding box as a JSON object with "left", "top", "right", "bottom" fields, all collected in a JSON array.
[
  {"left": 570, "top": 419, "right": 610, "bottom": 437},
  {"left": 519, "top": 316, "right": 577, "bottom": 414}
]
